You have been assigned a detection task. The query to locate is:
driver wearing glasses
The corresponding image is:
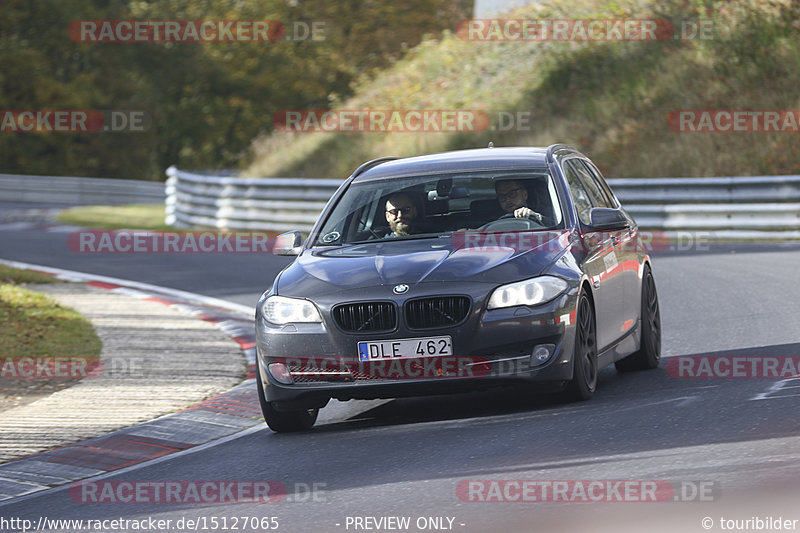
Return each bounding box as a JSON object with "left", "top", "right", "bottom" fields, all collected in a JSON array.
[
  {"left": 384, "top": 192, "right": 420, "bottom": 237},
  {"left": 495, "top": 179, "right": 549, "bottom": 224}
]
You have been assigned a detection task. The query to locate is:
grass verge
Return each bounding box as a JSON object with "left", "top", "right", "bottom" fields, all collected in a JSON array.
[
  {"left": 0, "top": 266, "right": 102, "bottom": 411},
  {"left": 57, "top": 204, "right": 173, "bottom": 231},
  {"left": 0, "top": 264, "right": 63, "bottom": 285}
]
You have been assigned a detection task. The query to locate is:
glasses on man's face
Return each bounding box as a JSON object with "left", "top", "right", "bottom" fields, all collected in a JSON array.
[
  {"left": 386, "top": 206, "right": 414, "bottom": 217},
  {"left": 497, "top": 188, "right": 523, "bottom": 202}
]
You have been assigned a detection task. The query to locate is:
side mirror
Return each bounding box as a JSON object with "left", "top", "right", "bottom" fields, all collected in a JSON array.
[
  {"left": 589, "top": 208, "right": 629, "bottom": 231},
  {"left": 272, "top": 230, "right": 303, "bottom": 256}
]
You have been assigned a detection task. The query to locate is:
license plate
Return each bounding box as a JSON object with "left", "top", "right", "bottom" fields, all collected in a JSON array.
[{"left": 358, "top": 336, "right": 453, "bottom": 361}]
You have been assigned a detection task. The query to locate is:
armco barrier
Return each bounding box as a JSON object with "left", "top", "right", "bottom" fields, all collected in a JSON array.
[
  {"left": 165, "top": 167, "right": 342, "bottom": 232},
  {"left": 165, "top": 167, "right": 800, "bottom": 238},
  {"left": 0, "top": 173, "right": 164, "bottom": 205},
  {"left": 606, "top": 175, "right": 800, "bottom": 203},
  {"left": 611, "top": 176, "right": 800, "bottom": 236}
]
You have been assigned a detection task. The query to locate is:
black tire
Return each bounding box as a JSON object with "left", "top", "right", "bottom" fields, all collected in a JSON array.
[
  {"left": 256, "top": 366, "right": 318, "bottom": 433},
  {"left": 565, "top": 292, "right": 598, "bottom": 401},
  {"left": 615, "top": 265, "right": 661, "bottom": 372}
]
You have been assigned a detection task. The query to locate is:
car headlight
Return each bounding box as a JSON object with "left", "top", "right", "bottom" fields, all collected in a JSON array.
[
  {"left": 487, "top": 276, "right": 568, "bottom": 310},
  {"left": 262, "top": 295, "right": 322, "bottom": 324}
]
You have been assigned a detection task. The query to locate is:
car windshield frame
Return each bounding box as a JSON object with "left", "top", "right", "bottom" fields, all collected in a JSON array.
[{"left": 311, "top": 169, "right": 564, "bottom": 247}]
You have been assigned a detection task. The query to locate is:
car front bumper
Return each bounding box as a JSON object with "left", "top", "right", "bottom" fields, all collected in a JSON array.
[{"left": 255, "top": 281, "right": 580, "bottom": 407}]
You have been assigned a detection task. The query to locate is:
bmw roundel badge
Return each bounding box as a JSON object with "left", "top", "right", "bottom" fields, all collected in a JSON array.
[{"left": 393, "top": 284, "right": 409, "bottom": 294}]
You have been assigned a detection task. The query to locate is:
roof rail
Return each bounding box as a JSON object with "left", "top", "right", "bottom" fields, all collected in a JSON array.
[{"left": 351, "top": 157, "right": 399, "bottom": 178}]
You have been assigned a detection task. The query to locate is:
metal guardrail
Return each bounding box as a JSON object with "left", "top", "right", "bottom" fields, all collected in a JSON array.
[
  {"left": 165, "top": 167, "right": 342, "bottom": 232},
  {"left": 608, "top": 175, "right": 800, "bottom": 203},
  {"left": 609, "top": 176, "right": 800, "bottom": 236},
  {"left": 166, "top": 167, "right": 800, "bottom": 238},
  {"left": 0, "top": 173, "right": 164, "bottom": 205},
  {"left": 2, "top": 170, "right": 795, "bottom": 238}
]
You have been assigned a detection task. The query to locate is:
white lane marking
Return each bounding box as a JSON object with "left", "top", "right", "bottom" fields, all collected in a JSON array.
[
  {"left": 0, "top": 258, "right": 254, "bottom": 316},
  {"left": 751, "top": 378, "right": 800, "bottom": 401}
]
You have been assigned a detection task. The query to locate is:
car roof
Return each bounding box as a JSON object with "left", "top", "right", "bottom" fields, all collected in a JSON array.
[{"left": 352, "top": 147, "right": 557, "bottom": 182}]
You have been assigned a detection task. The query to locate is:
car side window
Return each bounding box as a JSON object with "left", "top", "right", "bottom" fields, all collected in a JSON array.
[
  {"left": 571, "top": 159, "right": 614, "bottom": 208},
  {"left": 563, "top": 161, "right": 593, "bottom": 225},
  {"left": 580, "top": 160, "right": 618, "bottom": 208}
]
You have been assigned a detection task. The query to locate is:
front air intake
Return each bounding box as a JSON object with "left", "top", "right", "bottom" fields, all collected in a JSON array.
[
  {"left": 405, "top": 296, "right": 471, "bottom": 329},
  {"left": 332, "top": 302, "right": 397, "bottom": 332}
]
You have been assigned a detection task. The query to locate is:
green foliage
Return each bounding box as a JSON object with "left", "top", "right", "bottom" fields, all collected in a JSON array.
[
  {"left": 246, "top": 0, "right": 800, "bottom": 179},
  {"left": 0, "top": 0, "right": 470, "bottom": 180}
]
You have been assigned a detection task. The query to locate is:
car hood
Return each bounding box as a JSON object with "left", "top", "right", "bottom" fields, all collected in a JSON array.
[{"left": 276, "top": 230, "right": 572, "bottom": 298}]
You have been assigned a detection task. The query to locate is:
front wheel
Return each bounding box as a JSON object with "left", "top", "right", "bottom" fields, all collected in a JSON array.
[
  {"left": 256, "top": 366, "right": 318, "bottom": 433},
  {"left": 615, "top": 265, "right": 661, "bottom": 372},
  {"left": 565, "top": 292, "right": 598, "bottom": 401}
]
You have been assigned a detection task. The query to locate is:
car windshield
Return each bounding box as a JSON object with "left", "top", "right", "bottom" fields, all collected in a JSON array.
[{"left": 313, "top": 170, "right": 563, "bottom": 246}]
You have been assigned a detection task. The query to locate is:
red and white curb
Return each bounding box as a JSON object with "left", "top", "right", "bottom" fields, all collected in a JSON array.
[{"left": 0, "top": 259, "right": 261, "bottom": 503}]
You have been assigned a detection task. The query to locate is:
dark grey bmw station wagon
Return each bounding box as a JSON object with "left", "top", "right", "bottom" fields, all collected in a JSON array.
[{"left": 255, "top": 145, "right": 661, "bottom": 432}]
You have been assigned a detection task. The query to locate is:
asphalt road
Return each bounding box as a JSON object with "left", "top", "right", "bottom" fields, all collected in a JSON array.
[
  {"left": 2, "top": 205, "right": 800, "bottom": 532},
  {"left": 0, "top": 202, "right": 291, "bottom": 307}
]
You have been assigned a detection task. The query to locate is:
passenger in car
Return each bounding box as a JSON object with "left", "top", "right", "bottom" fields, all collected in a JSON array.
[
  {"left": 495, "top": 179, "right": 552, "bottom": 225},
  {"left": 384, "top": 192, "right": 420, "bottom": 237}
]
